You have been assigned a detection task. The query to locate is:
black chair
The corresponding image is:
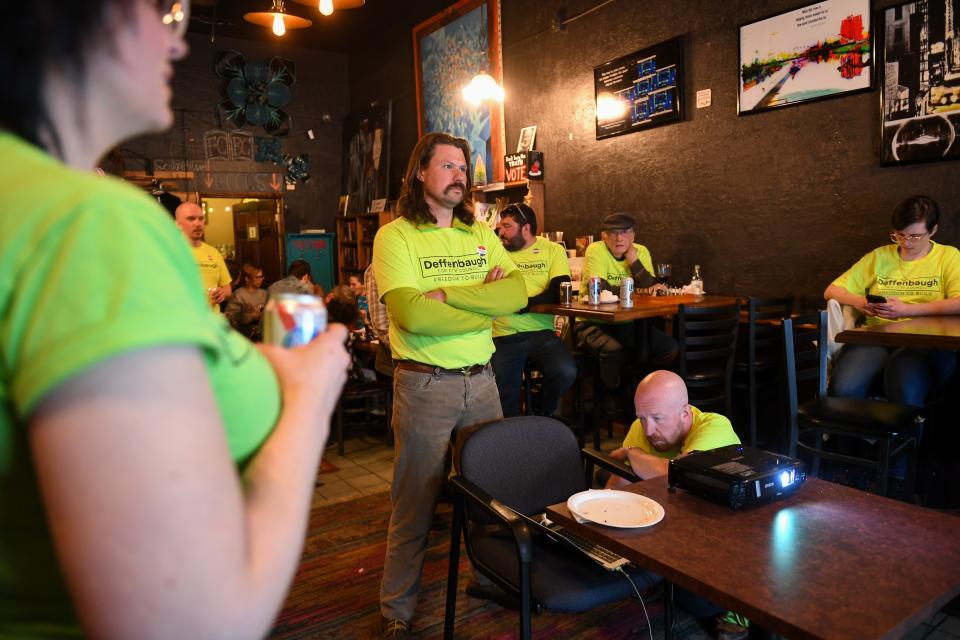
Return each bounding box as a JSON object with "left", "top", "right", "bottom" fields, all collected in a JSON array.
[
  {"left": 443, "top": 416, "right": 657, "bottom": 640},
  {"left": 734, "top": 296, "right": 794, "bottom": 446},
  {"left": 333, "top": 380, "right": 392, "bottom": 456},
  {"left": 674, "top": 301, "right": 741, "bottom": 418},
  {"left": 782, "top": 311, "right": 922, "bottom": 497}
]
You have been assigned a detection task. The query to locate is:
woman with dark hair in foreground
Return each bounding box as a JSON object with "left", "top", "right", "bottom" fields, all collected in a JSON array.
[{"left": 0, "top": 1, "right": 349, "bottom": 637}]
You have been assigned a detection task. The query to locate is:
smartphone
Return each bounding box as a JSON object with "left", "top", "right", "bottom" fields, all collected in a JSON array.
[{"left": 865, "top": 294, "right": 887, "bottom": 304}]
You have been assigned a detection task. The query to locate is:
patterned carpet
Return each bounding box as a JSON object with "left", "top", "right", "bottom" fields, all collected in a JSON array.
[{"left": 269, "top": 491, "right": 711, "bottom": 639}]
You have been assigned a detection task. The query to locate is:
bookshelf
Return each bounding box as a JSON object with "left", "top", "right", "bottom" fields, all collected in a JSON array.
[{"left": 336, "top": 209, "right": 395, "bottom": 283}]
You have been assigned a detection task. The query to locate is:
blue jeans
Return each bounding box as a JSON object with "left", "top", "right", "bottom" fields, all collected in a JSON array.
[
  {"left": 829, "top": 344, "right": 957, "bottom": 407},
  {"left": 491, "top": 330, "right": 578, "bottom": 417}
]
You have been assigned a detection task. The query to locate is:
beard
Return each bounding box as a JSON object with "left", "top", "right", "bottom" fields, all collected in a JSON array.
[{"left": 502, "top": 232, "right": 525, "bottom": 251}]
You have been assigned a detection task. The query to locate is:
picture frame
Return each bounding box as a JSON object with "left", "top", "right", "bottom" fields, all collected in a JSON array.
[
  {"left": 593, "top": 36, "right": 684, "bottom": 140},
  {"left": 341, "top": 101, "right": 391, "bottom": 215},
  {"left": 880, "top": 0, "right": 960, "bottom": 165},
  {"left": 738, "top": 0, "right": 873, "bottom": 115},
  {"left": 517, "top": 125, "right": 537, "bottom": 152},
  {"left": 338, "top": 195, "right": 349, "bottom": 216},
  {"left": 413, "top": 0, "right": 505, "bottom": 182}
]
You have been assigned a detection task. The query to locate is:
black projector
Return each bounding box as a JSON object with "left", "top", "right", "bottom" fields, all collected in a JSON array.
[{"left": 668, "top": 445, "right": 806, "bottom": 509}]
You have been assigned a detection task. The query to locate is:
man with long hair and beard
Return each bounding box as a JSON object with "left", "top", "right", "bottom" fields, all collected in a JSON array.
[{"left": 373, "top": 133, "right": 525, "bottom": 637}]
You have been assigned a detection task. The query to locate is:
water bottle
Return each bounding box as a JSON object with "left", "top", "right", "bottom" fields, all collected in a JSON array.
[{"left": 690, "top": 265, "right": 704, "bottom": 295}]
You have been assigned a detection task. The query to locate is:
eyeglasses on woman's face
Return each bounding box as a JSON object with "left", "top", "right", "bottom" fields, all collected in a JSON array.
[{"left": 889, "top": 231, "right": 930, "bottom": 244}]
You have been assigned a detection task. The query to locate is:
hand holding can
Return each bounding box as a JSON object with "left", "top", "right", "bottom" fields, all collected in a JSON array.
[{"left": 263, "top": 293, "right": 328, "bottom": 348}]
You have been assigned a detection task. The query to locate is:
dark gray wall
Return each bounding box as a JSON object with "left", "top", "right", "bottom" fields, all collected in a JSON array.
[
  {"left": 350, "top": 0, "right": 960, "bottom": 307},
  {"left": 125, "top": 32, "right": 349, "bottom": 233}
]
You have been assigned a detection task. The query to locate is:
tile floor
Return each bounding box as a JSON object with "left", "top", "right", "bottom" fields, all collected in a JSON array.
[{"left": 318, "top": 424, "right": 960, "bottom": 638}]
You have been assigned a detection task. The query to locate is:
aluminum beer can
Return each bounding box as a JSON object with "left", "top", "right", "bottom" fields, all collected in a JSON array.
[
  {"left": 560, "top": 281, "right": 573, "bottom": 305},
  {"left": 588, "top": 276, "right": 602, "bottom": 305},
  {"left": 263, "top": 293, "right": 327, "bottom": 348},
  {"left": 619, "top": 278, "right": 634, "bottom": 308}
]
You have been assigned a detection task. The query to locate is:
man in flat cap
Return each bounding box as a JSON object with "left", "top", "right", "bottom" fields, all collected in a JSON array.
[{"left": 575, "top": 213, "right": 677, "bottom": 408}]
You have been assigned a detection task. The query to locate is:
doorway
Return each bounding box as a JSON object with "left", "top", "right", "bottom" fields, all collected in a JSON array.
[{"left": 199, "top": 195, "right": 285, "bottom": 285}]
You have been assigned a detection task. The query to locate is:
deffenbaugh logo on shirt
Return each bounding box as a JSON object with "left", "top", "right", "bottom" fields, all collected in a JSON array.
[
  {"left": 419, "top": 253, "right": 489, "bottom": 277},
  {"left": 477, "top": 245, "right": 487, "bottom": 258}
]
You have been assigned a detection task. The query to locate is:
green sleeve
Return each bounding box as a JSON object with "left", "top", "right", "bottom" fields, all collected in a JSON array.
[
  {"left": 833, "top": 251, "right": 874, "bottom": 295},
  {"left": 637, "top": 245, "right": 655, "bottom": 277},
  {"left": 6, "top": 191, "right": 221, "bottom": 417},
  {"left": 941, "top": 246, "right": 960, "bottom": 298},
  {"left": 443, "top": 268, "right": 527, "bottom": 316},
  {"left": 383, "top": 287, "right": 490, "bottom": 336},
  {"left": 548, "top": 242, "right": 571, "bottom": 279}
]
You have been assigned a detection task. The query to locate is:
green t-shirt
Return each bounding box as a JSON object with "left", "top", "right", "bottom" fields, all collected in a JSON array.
[
  {"left": 579, "top": 240, "right": 654, "bottom": 297},
  {"left": 622, "top": 406, "right": 740, "bottom": 459},
  {"left": 373, "top": 215, "right": 517, "bottom": 368},
  {"left": 0, "top": 133, "right": 280, "bottom": 636},
  {"left": 493, "top": 236, "right": 570, "bottom": 337},
  {"left": 191, "top": 240, "right": 232, "bottom": 309},
  {"left": 832, "top": 241, "right": 960, "bottom": 326}
]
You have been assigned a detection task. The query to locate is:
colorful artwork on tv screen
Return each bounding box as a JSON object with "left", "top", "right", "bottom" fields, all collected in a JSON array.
[{"left": 738, "top": 0, "right": 873, "bottom": 114}]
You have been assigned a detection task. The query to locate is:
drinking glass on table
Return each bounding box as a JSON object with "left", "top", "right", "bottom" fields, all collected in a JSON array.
[{"left": 655, "top": 263, "right": 672, "bottom": 296}]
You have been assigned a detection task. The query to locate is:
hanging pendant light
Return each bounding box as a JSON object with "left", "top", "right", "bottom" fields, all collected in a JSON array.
[
  {"left": 460, "top": 5, "right": 504, "bottom": 105},
  {"left": 244, "top": 0, "right": 312, "bottom": 36},
  {"left": 289, "top": 0, "right": 365, "bottom": 18}
]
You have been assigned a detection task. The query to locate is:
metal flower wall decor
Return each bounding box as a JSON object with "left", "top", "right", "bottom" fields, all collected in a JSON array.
[{"left": 215, "top": 50, "right": 296, "bottom": 136}]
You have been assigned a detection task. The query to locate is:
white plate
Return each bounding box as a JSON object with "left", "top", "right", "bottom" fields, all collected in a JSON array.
[{"left": 566, "top": 489, "right": 665, "bottom": 528}]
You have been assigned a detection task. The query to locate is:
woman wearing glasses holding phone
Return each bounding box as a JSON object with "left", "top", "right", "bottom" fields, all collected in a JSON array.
[
  {"left": 824, "top": 195, "right": 960, "bottom": 407},
  {"left": 0, "top": 1, "right": 349, "bottom": 637}
]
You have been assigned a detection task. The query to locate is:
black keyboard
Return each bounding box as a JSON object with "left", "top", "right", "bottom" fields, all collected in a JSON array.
[{"left": 543, "top": 520, "right": 629, "bottom": 571}]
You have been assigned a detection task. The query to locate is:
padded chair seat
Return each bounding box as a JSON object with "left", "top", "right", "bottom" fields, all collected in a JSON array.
[
  {"left": 799, "top": 397, "right": 921, "bottom": 437},
  {"left": 471, "top": 529, "right": 659, "bottom": 613}
]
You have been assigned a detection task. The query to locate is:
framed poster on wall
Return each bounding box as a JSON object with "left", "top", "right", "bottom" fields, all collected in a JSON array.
[
  {"left": 880, "top": 0, "right": 960, "bottom": 165},
  {"left": 738, "top": 0, "right": 873, "bottom": 115},
  {"left": 594, "top": 36, "right": 684, "bottom": 140},
  {"left": 341, "top": 101, "right": 391, "bottom": 215},
  {"left": 413, "top": 0, "right": 505, "bottom": 182}
]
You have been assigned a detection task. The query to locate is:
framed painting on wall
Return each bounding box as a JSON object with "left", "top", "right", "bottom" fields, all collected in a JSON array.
[
  {"left": 341, "top": 100, "right": 391, "bottom": 215},
  {"left": 880, "top": 0, "right": 960, "bottom": 165},
  {"left": 593, "top": 36, "right": 684, "bottom": 140},
  {"left": 738, "top": 0, "right": 873, "bottom": 115},
  {"left": 413, "top": 0, "right": 505, "bottom": 183}
]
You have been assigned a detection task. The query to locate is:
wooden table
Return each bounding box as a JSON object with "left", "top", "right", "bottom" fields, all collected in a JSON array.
[
  {"left": 547, "top": 477, "right": 960, "bottom": 640},
  {"left": 836, "top": 316, "right": 960, "bottom": 349},
  {"left": 531, "top": 294, "right": 739, "bottom": 322}
]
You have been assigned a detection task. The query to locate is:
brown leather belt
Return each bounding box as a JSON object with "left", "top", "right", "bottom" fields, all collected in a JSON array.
[{"left": 395, "top": 360, "right": 487, "bottom": 376}]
